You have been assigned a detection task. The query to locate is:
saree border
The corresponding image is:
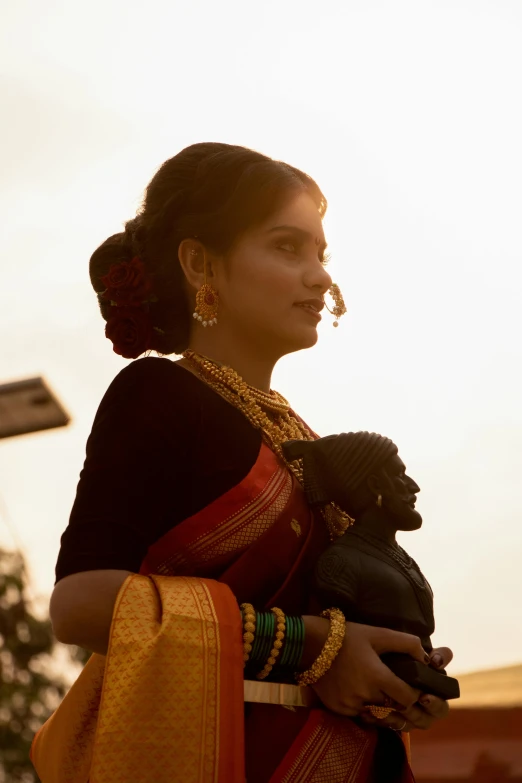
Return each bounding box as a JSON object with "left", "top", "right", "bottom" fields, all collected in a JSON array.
[
  {"left": 269, "top": 709, "right": 376, "bottom": 783},
  {"left": 141, "top": 442, "right": 292, "bottom": 575}
]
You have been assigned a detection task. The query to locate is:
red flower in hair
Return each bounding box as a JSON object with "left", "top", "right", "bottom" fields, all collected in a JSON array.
[
  {"left": 100, "top": 257, "right": 153, "bottom": 306},
  {"left": 105, "top": 307, "right": 153, "bottom": 359}
]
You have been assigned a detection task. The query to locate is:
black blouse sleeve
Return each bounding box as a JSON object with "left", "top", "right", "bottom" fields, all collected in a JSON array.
[{"left": 54, "top": 357, "right": 198, "bottom": 584}]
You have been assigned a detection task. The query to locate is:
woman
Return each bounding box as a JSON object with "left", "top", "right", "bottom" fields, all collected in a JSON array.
[{"left": 31, "top": 142, "right": 452, "bottom": 782}]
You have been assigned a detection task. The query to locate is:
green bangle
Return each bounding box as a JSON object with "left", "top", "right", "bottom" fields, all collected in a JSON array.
[
  {"left": 288, "top": 616, "right": 299, "bottom": 666},
  {"left": 261, "top": 612, "right": 275, "bottom": 663},
  {"left": 287, "top": 616, "right": 300, "bottom": 670},
  {"left": 250, "top": 613, "right": 303, "bottom": 673},
  {"left": 289, "top": 618, "right": 300, "bottom": 669},
  {"left": 252, "top": 611, "right": 266, "bottom": 664},
  {"left": 260, "top": 611, "right": 271, "bottom": 659},
  {"left": 280, "top": 616, "right": 293, "bottom": 666},
  {"left": 251, "top": 610, "right": 265, "bottom": 661},
  {"left": 293, "top": 617, "right": 305, "bottom": 669}
]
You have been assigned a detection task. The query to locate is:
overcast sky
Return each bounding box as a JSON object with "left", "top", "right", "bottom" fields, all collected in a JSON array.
[{"left": 1, "top": 0, "right": 521, "bottom": 675}]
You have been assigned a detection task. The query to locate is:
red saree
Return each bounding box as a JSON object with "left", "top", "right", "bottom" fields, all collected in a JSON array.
[
  {"left": 31, "top": 442, "right": 413, "bottom": 783},
  {"left": 141, "top": 441, "right": 413, "bottom": 782}
]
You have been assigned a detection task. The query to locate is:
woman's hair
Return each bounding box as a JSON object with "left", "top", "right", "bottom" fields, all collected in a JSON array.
[{"left": 89, "top": 142, "right": 327, "bottom": 355}]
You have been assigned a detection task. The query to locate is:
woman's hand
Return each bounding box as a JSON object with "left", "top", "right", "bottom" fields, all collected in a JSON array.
[
  {"left": 303, "top": 618, "right": 428, "bottom": 717},
  {"left": 359, "top": 646, "right": 454, "bottom": 731}
]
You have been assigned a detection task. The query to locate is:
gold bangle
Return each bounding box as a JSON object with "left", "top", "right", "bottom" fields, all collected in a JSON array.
[
  {"left": 295, "top": 608, "right": 345, "bottom": 686},
  {"left": 240, "top": 602, "right": 256, "bottom": 667},
  {"left": 256, "top": 607, "right": 286, "bottom": 680}
]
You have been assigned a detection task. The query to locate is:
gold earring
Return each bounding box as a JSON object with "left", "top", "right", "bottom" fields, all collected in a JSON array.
[
  {"left": 324, "top": 283, "right": 347, "bottom": 327},
  {"left": 193, "top": 255, "right": 219, "bottom": 327},
  {"left": 376, "top": 494, "right": 383, "bottom": 508}
]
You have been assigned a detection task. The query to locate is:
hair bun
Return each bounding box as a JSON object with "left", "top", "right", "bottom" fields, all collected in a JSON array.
[{"left": 123, "top": 216, "right": 146, "bottom": 255}]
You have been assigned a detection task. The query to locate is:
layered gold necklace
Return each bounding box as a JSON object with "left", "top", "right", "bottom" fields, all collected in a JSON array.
[{"left": 182, "top": 349, "right": 351, "bottom": 539}]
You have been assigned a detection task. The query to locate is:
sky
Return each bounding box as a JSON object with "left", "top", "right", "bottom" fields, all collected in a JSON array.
[{"left": 0, "top": 0, "right": 521, "bottom": 675}]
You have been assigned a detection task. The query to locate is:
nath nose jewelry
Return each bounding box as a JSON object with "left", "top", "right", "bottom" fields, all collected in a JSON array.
[{"left": 324, "top": 284, "right": 347, "bottom": 327}]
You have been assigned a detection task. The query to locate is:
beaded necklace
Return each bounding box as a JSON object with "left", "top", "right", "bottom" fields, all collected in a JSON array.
[
  {"left": 182, "top": 349, "right": 351, "bottom": 539},
  {"left": 346, "top": 527, "right": 421, "bottom": 575}
]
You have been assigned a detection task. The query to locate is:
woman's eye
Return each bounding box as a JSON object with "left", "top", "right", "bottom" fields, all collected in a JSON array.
[
  {"left": 278, "top": 242, "right": 297, "bottom": 253},
  {"left": 321, "top": 252, "right": 331, "bottom": 267}
]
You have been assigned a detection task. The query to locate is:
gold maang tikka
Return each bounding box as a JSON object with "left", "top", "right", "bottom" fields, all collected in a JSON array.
[
  {"left": 325, "top": 283, "right": 347, "bottom": 327},
  {"left": 192, "top": 249, "right": 219, "bottom": 327}
]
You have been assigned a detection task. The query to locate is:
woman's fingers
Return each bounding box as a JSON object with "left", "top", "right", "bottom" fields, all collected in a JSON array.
[
  {"left": 359, "top": 711, "right": 414, "bottom": 733},
  {"left": 378, "top": 695, "right": 449, "bottom": 731},
  {"left": 429, "top": 646, "right": 453, "bottom": 669},
  {"left": 316, "top": 624, "right": 454, "bottom": 726},
  {"left": 387, "top": 715, "right": 414, "bottom": 732},
  {"left": 377, "top": 663, "right": 422, "bottom": 710},
  {"left": 371, "top": 627, "right": 429, "bottom": 665},
  {"left": 397, "top": 703, "right": 435, "bottom": 730},
  {"left": 393, "top": 694, "right": 449, "bottom": 729},
  {"left": 360, "top": 692, "right": 450, "bottom": 731},
  {"left": 417, "top": 694, "right": 450, "bottom": 719}
]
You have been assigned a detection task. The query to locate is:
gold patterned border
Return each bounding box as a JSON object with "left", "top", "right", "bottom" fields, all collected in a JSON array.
[
  {"left": 277, "top": 713, "right": 372, "bottom": 783},
  {"left": 157, "top": 466, "right": 292, "bottom": 574}
]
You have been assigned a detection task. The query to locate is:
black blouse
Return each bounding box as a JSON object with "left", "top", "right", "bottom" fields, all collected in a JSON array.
[{"left": 55, "top": 357, "right": 262, "bottom": 584}]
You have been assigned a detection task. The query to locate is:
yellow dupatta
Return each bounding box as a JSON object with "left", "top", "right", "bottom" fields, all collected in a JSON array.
[{"left": 31, "top": 574, "right": 245, "bottom": 783}]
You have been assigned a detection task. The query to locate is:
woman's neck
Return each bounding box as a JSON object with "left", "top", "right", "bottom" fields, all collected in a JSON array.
[{"left": 185, "top": 332, "right": 278, "bottom": 392}]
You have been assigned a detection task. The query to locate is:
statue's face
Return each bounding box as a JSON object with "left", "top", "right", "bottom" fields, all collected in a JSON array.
[{"left": 380, "top": 453, "right": 422, "bottom": 531}]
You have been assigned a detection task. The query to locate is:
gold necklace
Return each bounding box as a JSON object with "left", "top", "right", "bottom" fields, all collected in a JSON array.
[
  {"left": 183, "top": 350, "right": 312, "bottom": 458},
  {"left": 182, "top": 350, "right": 352, "bottom": 539}
]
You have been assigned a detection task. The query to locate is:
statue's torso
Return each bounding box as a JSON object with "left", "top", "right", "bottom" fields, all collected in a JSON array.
[{"left": 314, "top": 531, "right": 435, "bottom": 647}]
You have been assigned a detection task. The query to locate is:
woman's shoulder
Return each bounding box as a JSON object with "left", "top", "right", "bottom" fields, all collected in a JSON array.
[
  {"left": 96, "top": 357, "right": 203, "bottom": 424},
  {"left": 106, "top": 356, "right": 198, "bottom": 396},
  {"left": 111, "top": 355, "right": 192, "bottom": 384}
]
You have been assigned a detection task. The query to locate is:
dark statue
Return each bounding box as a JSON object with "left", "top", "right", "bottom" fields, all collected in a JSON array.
[{"left": 282, "top": 432, "right": 460, "bottom": 701}]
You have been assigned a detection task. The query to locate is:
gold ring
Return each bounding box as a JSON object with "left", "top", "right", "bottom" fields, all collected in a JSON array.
[{"left": 366, "top": 705, "right": 394, "bottom": 719}]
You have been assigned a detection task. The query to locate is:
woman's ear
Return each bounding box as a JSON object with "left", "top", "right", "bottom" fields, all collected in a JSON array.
[{"left": 178, "top": 239, "right": 214, "bottom": 291}]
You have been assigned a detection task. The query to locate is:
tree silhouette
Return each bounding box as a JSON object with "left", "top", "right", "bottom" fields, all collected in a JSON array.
[{"left": 0, "top": 548, "right": 81, "bottom": 783}]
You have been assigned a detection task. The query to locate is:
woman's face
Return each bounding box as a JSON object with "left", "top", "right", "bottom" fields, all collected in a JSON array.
[{"left": 213, "top": 191, "right": 333, "bottom": 357}]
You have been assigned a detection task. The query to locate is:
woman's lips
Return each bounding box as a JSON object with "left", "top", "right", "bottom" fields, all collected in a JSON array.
[{"left": 294, "top": 303, "right": 322, "bottom": 322}]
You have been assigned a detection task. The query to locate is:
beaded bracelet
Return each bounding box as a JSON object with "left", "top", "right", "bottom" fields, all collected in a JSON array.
[
  {"left": 241, "top": 608, "right": 306, "bottom": 677},
  {"left": 240, "top": 603, "right": 256, "bottom": 667},
  {"left": 295, "top": 608, "right": 345, "bottom": 686},
  {"left": 256, "top": 607, "right": 286, "bottom": 680},
  {"left": 248, "top": 610, "right": 275, "bottom": 669},
  {"left": 250, "top": 608, "right": 265, "bottom": 661}
]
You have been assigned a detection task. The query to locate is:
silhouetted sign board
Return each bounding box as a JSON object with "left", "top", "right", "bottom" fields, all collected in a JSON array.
[{"left": 0, "top": 377, "right": 71, "bottom": 440}]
